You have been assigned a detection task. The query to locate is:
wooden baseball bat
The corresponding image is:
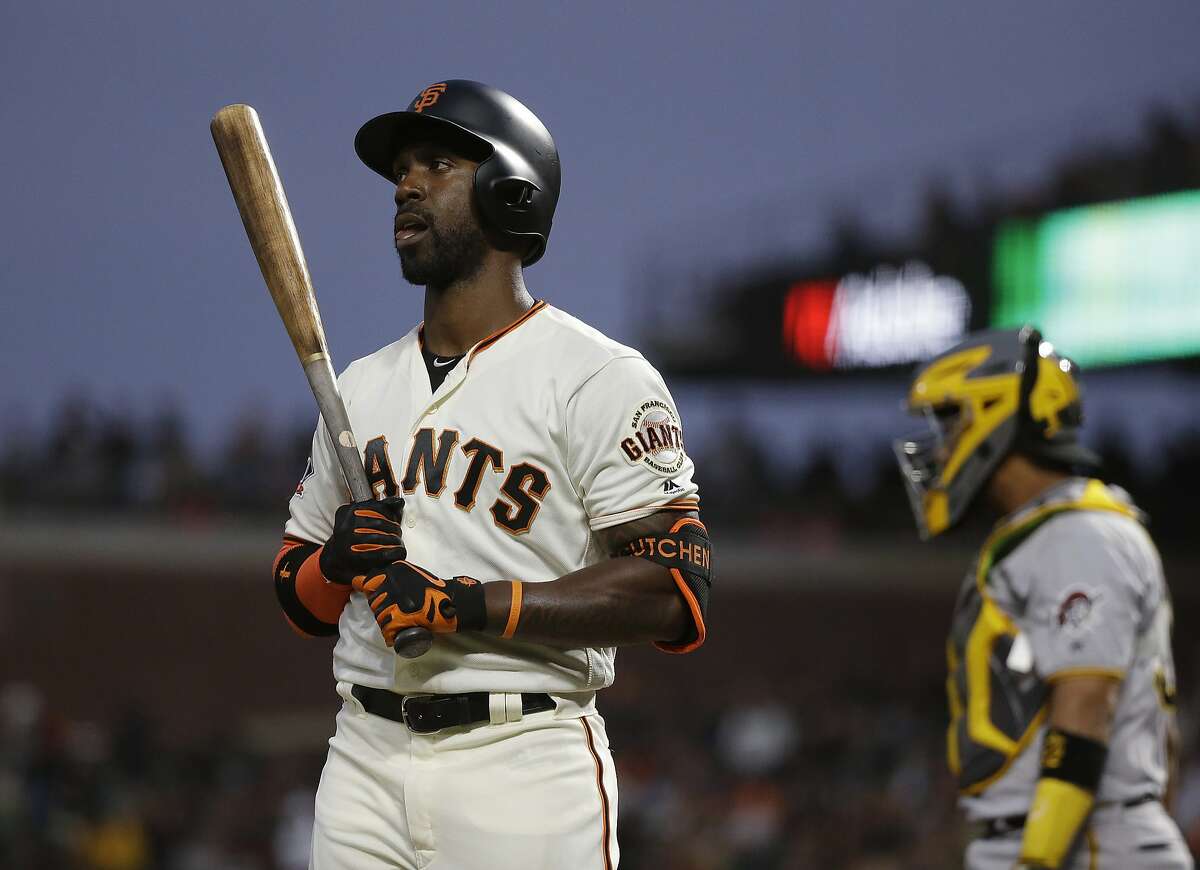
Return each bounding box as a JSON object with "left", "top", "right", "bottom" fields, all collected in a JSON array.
[{"left": 210, "top": 103, "right": 432, "bottom": 660}]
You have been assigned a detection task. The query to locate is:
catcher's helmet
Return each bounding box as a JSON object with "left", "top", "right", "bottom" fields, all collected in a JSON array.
[
  {"left": 894, "top": 326, "right": 1101, "bottom": 539},
  {"left": 355, "top": 80, "right": 560, "bottom": 266}
]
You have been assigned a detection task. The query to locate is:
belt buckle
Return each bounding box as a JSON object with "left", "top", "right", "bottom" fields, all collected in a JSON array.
[{"left": 400, "top": 694, "right": 437, "bottom": 733}]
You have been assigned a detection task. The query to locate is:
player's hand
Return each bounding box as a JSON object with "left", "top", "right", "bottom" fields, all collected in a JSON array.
[
  {"left": 353, "top": 561, "right": 486, "bottom": 647},
  {"left": 319, "top": 496, "right": 407, "bottom": 586}
]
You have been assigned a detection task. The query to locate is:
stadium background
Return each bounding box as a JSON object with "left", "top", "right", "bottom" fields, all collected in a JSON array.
[{"left": 4, "top": 3, "right": 1200, "bottom": 868}]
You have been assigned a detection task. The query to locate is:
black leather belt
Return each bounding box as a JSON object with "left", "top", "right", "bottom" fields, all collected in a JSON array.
[
  {"left": 978, "top": 793, "right": 1159, "bottom": 839},
  {"left": 351, "top": 684, "right": 555, "bottom": 734}
]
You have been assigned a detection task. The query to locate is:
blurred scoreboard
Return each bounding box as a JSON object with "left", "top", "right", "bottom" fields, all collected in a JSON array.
[
  {"left": 782, "top": 262, "right": 970, "bottom": 370},
  {"left": 992, "top": 190, "right": 1200, "bottom": 367},
  {"left": 648, "top": 190, "right": 1200, "bottom": 379}
]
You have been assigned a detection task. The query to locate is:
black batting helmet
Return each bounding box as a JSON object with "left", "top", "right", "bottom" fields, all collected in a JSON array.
[{"left": 355, "top": 80, "right": 560, "bottom": 267}]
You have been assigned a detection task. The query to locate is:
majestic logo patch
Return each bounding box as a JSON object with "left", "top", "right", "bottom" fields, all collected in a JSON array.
[
  {"left": 1056, "top": 588, "right": 1101, "bottom": 636},
  {"left": 295, "top": 456, "right": 315, "bottom": 497},
  {"left": 413, "top": 83, "right": 448, "bottom": 112},
  {"left": 620, "top": 399, "right": 686, "bottom": 475}
]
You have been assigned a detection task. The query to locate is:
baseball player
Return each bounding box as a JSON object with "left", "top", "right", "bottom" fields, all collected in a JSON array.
[
  {"left": 270, "top": 80, "right": 711, "bottom": 869},
  {"left": 895, "top": 327, "right": 1190, "bottom": 869}
]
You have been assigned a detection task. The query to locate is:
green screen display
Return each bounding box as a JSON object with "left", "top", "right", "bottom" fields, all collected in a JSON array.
[{"left": 992, "top": 190, "right": 1200, "bottom": 366}]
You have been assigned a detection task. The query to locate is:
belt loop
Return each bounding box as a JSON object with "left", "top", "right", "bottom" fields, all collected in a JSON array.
[
  {"left": 488, "top": 693, "right": 507, "bottom": 725},
  {"left": 338, "top": 681, "right": 367, "bottom": 717},
  {"left": 504, "top": 693, "right": 524, "bottom": 723}
]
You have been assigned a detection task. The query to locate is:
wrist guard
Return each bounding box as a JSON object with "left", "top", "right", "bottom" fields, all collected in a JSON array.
[
  {"left": 619, "top": 516, "right": 712, "bottom": 654},
  {"left": 1019, "top": 728, "right": 1106, "bottom": 868}
]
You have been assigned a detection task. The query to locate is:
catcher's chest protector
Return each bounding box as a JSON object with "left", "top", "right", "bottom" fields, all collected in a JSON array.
[{"left": 945, "top": 481, "right": 1140, "bottom": 795}]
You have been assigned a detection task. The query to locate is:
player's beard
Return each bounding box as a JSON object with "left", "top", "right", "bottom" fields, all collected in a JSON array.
[{"left": 396, "top": 215, "right": 489, "bottom": 291}]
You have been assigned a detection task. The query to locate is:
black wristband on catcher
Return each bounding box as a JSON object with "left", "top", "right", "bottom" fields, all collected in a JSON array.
[
  {"left": 1040, "top": 727, "right": 1107, "bottom": 791},
  {"left": 319, "top": 495, "right": 406, "bottom": 585}
]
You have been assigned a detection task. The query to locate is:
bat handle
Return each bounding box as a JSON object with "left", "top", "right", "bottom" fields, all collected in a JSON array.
[
  {"left": 393, "top": 627, "right": 435, "bottom": 659},
  {"left": 304, "top": 356, "right": 435, "bottom": 659}
]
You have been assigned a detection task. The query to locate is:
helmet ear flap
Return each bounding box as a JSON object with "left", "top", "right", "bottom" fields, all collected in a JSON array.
[{"left": 493, "top": 177, "right": 538, "bottom": 211}]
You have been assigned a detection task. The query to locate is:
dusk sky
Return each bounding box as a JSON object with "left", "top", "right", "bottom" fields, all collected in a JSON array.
[{"left": 4, "top": 1, "right": 1200, "bottom": 449}]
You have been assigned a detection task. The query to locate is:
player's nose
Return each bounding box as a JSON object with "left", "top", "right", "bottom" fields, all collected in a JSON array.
[{"left": 394, "top": 176, "right": 425, "bottom": 205}]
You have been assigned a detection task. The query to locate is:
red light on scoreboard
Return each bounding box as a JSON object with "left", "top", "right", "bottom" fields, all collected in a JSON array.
[
  {"left": 782, "top": 280, "right": 837, "bottom": 369},
  {"left": 781, "top": 262, "right": 971, "bottom": 370}
]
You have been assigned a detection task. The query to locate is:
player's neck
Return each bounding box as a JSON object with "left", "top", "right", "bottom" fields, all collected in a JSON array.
[
  {"left": 422, "top": 258, "right": 532, "bottom": 356},
  {"left": 985, "top": 454, "right": 1072, "bottom": 517}
]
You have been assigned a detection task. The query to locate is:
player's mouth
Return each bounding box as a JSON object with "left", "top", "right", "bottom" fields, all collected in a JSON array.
[{"left": 394, "top": 214, "right": 430, "bottom": 247}]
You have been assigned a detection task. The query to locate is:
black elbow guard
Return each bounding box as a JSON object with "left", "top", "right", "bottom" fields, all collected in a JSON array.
[
  {"left": 273, "top": 538, "right": 340, "bottom": 638},
  {"left": 622, "top": 517, "right": 712, "bottom": 653}
]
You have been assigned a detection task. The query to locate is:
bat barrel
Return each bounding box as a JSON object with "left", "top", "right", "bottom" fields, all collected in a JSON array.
[{"left": 211, "top": 104, "right": 329, "bottom": 364}]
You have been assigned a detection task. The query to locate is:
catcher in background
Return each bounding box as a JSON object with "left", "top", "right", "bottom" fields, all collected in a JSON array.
[{"left": 895, "top": 327, "right": 1191, "bottom": 869}]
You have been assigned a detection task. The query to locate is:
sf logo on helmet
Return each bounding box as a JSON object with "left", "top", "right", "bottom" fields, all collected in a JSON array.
[{"left": 413, "top": 83, "right": 448, "bottom": 113}]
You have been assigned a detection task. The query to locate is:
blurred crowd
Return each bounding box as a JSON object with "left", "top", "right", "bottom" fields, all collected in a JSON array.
[
  {"left": 0, "top": 398, "right": 311, "bottom": 522},
  {"left": 0, "top": 683, "right": 320, "bottom": 870},
  {"left": 0, "top": 674, "right": 990, "bottom": 869},
  {"left": 642, "top": 102, "right": 1200, "bottom": 383},
  {"left": 5, "top": 665, "right": 1200, "bottom": 870},
  {"left": 4, "top": 393, "right": 1200, "bottom": 550},
  {"left": 913, "top": 104, "right": 1200, "bottom": 287},
  {"left": 822, "top": 103, "right": 1200, "bottom": 305},
  {"left": 697, "top": 418, "right": 1200, "bottom": 547}
]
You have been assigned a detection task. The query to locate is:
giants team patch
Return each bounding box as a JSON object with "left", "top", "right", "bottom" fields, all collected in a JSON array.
[
  {"left": 620, "top": 399, "right": 686, "bottom": 475},
  {"left": 1055, "top": 588, "right": 1102, "bottom": 637}
]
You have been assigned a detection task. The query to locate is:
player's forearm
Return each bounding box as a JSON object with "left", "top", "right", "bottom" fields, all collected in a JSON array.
[
  {"left": 351, "top": 510, "right": 711, "bottom": 651},
  {"left": 1018, "top": 676, "right": 1118, "bottom": 867},
  {"left": 481, "top": 558, "right": 688, "bottom": 647},
  {"left": 1047, "top": 674, "right": 1118, "bottom": 741}
]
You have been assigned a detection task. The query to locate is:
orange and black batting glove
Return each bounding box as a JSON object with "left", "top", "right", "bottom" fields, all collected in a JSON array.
[
  {"left": 318, "top": 496, "right": 407, "bottom": 586},
  {"left": 353, "top": 561, "right": 487, "bottom": 647}
]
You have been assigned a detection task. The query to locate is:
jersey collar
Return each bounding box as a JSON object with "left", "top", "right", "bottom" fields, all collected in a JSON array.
[
  {"left": 467, "top": 299, "right": 547, "bottom": 364},
  {"left": 415, "top": 299, "right": 547, "bottom": 366}
]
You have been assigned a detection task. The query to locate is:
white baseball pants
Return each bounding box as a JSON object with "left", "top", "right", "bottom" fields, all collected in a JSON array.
[
  {"left": 309, "top": 684, "right": 619, "bottom": 869},
  {"left": 966, "top": 800, "right": 1193, "bottom": 869}
]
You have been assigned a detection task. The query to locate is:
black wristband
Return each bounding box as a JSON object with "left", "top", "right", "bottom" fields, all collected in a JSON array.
[
  {"left": 449, "top": 577, "right": 488, "bottom": 633},
  {"left": 1040, "top": 728, "right": 1107, "bottom": 792}
]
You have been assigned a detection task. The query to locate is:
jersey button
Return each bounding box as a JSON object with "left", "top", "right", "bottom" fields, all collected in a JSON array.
[{"left": 406, "top": 515, "right": 417, "bottom": 529}]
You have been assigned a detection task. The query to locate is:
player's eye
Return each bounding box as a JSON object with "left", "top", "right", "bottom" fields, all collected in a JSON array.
[{"left": 432, "top": 158, "right": 452, "bottom": 171}]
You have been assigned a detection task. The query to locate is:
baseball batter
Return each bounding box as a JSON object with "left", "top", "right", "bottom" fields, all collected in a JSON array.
[
  {"left": 269, "top": 80, "right": 711, "bottom": 869},
  {"left": 895, "top": 327, "right": 1190, "bottom": 869}
]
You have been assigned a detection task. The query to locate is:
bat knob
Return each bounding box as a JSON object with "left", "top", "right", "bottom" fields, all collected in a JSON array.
[{"left": 394, "top": 627, "right": 434, "bottom": 659}]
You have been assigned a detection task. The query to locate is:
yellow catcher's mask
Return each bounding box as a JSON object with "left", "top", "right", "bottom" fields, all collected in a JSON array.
[{"left": 894, "top": 326, "right": 1099, "bottom": 539}]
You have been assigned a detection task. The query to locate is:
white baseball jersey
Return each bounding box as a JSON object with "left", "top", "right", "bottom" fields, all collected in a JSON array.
[
  {"left": 285, "top": 301, "right": 700, "bottom": 696},
  {"left": 948, "top": 478, "right": 1179, "bottom": 821}
]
